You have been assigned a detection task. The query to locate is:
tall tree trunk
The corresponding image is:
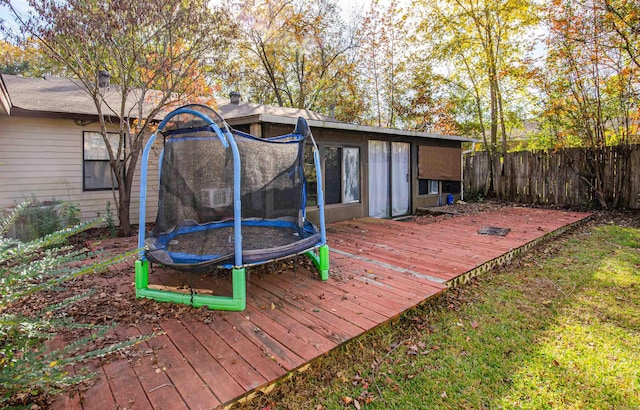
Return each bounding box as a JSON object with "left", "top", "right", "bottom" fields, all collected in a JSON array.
[{"left": 118, "top": 184, "right": 132, "bottom": 237}]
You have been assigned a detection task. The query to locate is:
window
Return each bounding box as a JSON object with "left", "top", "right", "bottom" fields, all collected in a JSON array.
[
  {"left": 342, "top": 147, "right": 360, "bottom": 203},
  {"left": 304, "top": 144, "right": 318, "bottom": 206},
  {"left": 442, "top": 180, "right": 461, "bottom": 194},
  {"left": 418, "top": 179, "right": 439, "bottom": 195},
  {"left": 83, "top": 131, "right": 122, "bottom": 190},
  {"left": 305, "top": 145, "right": 360, "bottom": 206},
  {"left": 324, "top": 147, "right": 342, "bottom": 204},
  {"left": 428, "top": 180, "right": 439, "bottom": 194}
]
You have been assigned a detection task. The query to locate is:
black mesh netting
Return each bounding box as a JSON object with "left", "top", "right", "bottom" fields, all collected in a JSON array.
[{"left": 145, "top": 105, "right": 319, "bottom": 269}]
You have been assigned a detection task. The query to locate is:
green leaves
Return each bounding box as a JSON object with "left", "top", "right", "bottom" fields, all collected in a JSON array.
[{"left": 0, "top": 201, "right": 145, "bottom": 405}]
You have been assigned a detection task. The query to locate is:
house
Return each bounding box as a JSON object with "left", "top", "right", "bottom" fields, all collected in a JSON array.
[{"left": 0, "top": 73, "right": 474, "bottom": 227}]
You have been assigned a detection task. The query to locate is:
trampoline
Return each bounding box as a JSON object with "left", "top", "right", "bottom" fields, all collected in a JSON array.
[{"left": 135, "top": 104, "right": 329, "bottom": 311}]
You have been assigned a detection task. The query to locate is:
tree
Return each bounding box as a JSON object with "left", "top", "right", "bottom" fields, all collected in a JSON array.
[
  {"left": 538, "top": 0, "right": 639, "bottom": 208},
  {"left": 357, "top": 0, "right": 412, "bottom": 128},
  {"left": 604, "top": 0, "right": 640, "bottom": 69},
  {"left": 2, "top": 0, "right": 236, "bottom": 236},
  {"left": 226, "top": 0, "right": 363, "bottom": 121},
  {"left": 414, "top": 0, "right": 539, "bottom": 196},
  {"left": 0, "top": 38, "right": 56, "bottom": 76}
]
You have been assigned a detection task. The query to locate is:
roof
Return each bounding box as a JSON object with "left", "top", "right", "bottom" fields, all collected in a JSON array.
[
  {"left": 217, "top": 99, "right": 336, "bottom": 123},
  {"left": 2, "top": 74, "right": 154, "bottom": 119},
  {"left": 1, "top": 73, "right": 476, "bottom": 143}
]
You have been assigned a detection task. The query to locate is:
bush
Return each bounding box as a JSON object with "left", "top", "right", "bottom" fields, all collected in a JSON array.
[
  {"left": 7, "top": 197, "right": 81, "bottom": 242},
  {"left": 0, "top": 202, "right": 148, "bottom": 405}
]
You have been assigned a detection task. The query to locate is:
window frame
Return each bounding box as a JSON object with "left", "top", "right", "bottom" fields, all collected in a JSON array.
[
  {"left": 418, "top": 178, "right": 440, "bottom": 196},
  {"left": 82, "top": 131, "right": 123, "bottom": 191},
  {"left": 428, "top": 179, "right": 439, "bottom": 195},
  {"left": 304, "top": 143, "right": 362, "bottom": 206}
]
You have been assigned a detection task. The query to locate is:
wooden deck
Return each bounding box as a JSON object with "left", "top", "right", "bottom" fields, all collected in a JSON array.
[{"left": 54, "top": 207, "right": 590, "bottom": 409}]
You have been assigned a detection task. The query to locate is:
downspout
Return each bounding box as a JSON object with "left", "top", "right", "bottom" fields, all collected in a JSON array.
[{"left": 461, "top": 142, "right": 476, "bottom": 201}]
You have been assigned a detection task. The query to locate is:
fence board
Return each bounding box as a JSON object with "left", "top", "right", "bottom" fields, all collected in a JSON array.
[{"left": 463, "top": 145, "right": 640, "bottom": 209}]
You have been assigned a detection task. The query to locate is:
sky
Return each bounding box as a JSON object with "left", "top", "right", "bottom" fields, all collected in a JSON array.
[
  {"left": 0, "top": 0, "right": 29, "bottom": 31},
  {"left": 0, "top": 0, "right": 374, "bottom": 28}
]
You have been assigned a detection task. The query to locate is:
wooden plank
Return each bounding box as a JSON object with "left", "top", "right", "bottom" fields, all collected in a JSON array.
[
  {"left": 119, "top": 325, "right": 187, "bottom": 410},
  {"left": 255, "top": 272, "right": 381, "bottom": 332},
  {"left": 140, "top": 325, "right": 221, "bottom": 410},
  {"left": 331, "top": 253, "right": 445, "bottom": 298},
  {"left": 161, "top": 319, "right": 246, "bottom": 404},
  {"left": 147, "top": 284, "right": 214, "bottom": 295},
  {"left": 77, "top": 364, "right": 116, "bottom": 410},
  {"left": 181, "top": 320, "right": 268, "bottom": 391},
  {"left": 205, "top": 315, "right": 287, "bottom": 381},
  {"left": 46, "top": 337, "right": 82, "bottom": 410},
  {"left": 103, "top": 359, "right": 153, "bottom": 409},
  {"left": 223, "top": 312, "right": 306, "bottom": 371},
  {"left": 247, "top": 290, "right": 353, "bottom": 344},
  {"left": 244, "top": 304, "right": 336, "bottom": 361}
]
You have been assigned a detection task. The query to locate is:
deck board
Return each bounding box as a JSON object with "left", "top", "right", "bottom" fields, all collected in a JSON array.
[{"left": 56, "top": 207, "right": 590, "bottom": 409}]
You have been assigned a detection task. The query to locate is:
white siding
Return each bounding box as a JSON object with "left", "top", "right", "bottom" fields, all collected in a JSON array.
[{"left": 0, "top": 116, "right": 160, "bottom": 225}]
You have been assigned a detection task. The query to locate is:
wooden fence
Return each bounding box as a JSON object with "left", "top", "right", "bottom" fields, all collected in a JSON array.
[{"left": 463, "top": 145, "right": 640, "bottom": 209}]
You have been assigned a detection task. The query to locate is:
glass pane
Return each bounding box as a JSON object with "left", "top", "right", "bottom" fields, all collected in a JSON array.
[
  {"left": 418, "top": 179, "right": 429, "bottom": 195},
  {"left": 324, "top": 147, "right": 342, "bottom": 205},
  {"left": 303, "top": 144, "right": 318, "bottom": 206},
  {"left": 84, "top": 160, "right": 118, "bottom": 190},
  {"left": 342, "top": 147, "right": 360, "bottom": 203},
  {"left": 429, "top": 180, "right": 439, "bottom": 194},
  {"left": 368, "top": 140, "right": 389, "bottom": 218},
  {"left": 84, "top": 132, "right": 121, "bottom": 160},
  {"left": 391, "top": 142, "right": 410, "bottom": 216}
]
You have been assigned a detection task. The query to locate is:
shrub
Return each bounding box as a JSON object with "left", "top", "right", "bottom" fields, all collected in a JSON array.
[
  {"left": 7, "top": 197, "right": 81, "bottom": 242},
  {"left": 0, "top": 202, "right": 149, "bottom": 405}
]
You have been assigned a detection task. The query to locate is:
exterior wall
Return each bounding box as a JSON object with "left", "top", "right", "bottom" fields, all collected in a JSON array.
[
  {"left": 263, "top": 122, "right": 464, "bottom": 222},
  {"left": 0, "top": 115, "right": 161, "bottom": 225},
  {"left": 264, "top": 123, "right": 368, "bottom": 224},
  {"left": 0, "top": 113, "right": 463, "bottom": 229}
]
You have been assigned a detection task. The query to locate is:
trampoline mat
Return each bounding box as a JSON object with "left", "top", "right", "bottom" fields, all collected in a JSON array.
[{"left": 166, "top": 225, "right": 304, "bottom": 256}]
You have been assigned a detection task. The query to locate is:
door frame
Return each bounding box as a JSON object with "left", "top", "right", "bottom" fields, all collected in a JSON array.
[{"left": 368, "top": 140, "right": 411, "bottom": 219}]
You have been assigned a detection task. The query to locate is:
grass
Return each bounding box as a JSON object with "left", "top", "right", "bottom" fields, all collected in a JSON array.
[{"left": 237, "top": 221, "right": 640, "bottom": 409}]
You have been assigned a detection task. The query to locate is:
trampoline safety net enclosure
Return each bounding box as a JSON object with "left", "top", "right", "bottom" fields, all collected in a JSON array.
[{"left": 135, "top": 104, "right": 329, "bottom": 311}]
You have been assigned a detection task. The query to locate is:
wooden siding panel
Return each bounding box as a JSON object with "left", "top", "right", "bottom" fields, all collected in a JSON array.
[{"left": 0, "top": 116, "right": 160, "bottom": 224}]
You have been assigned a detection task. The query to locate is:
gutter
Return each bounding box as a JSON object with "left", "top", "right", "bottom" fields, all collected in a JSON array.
[{"left": 256, "top": 114, "right": 478, "bottom": 143}]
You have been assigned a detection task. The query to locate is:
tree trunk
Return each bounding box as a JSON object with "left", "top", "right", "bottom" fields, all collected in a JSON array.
[{"left": 118, "top": 184, "right": 132, "bottom": 237}]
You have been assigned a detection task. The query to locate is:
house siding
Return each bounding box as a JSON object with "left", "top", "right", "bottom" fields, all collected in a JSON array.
[{"left": 0, "top": 115, "right": 160, "bottom": 225}]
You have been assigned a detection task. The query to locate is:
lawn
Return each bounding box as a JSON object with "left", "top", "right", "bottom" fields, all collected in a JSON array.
[{"left": 238, "top": 218, "right": 640, "bottom": 409}]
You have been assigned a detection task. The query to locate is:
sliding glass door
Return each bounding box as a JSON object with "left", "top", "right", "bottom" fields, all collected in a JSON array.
[{"left": 368, "top": 141, "right": 410, "bottom": 218}]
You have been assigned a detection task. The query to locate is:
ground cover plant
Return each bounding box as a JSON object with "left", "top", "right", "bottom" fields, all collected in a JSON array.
[
  {"left": 237, "top": 213, "right": 640, "bottom": 409},
  {"left": 0, "top": 202, "right": 147, "bottom": 406}
]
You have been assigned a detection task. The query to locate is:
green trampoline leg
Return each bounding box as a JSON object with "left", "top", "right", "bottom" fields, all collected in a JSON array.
[
  {"left": 135, "top": 260, "right": 149, "bottom": 292},
  {"left": 231, "top": 267, "right": 247, "bottom": 310},
  {"left": 305, "top": 245, "right": 330, "bottom": 280},
  {"left": 318, "top": 244, "right": 329, "bottom": 281}
]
